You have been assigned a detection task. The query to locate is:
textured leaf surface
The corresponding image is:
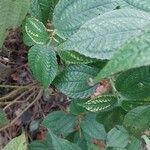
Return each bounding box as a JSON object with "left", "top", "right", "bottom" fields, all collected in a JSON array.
[
  {"left": 0, "top": 109, "right": 8, "bottom": 126},
  {"left": 95, "top": 27, "right": 150, "bottom": 82},
  {"left": 53, "top": 0, "right": 130, "bottom": 38},
  {"left": 115, "top": 66, "right": 150, "bottom": 99},
  {"left": 107, "top": 126, "right": 129, "bottom": 148},
  {"left": 28, "top": 141, "right": 50, "bottom": 150},
  {"left": 54, "top": 65, "right": 99, "bottom": 99},
  {"left": 96, "top": 107, "right": 125, "bottom": 131},
  {"left": 121, "top": 98, "right": 150, "bottom": 111},
  {"left": 0, "top": 0, "right": 30, "bottom": 47},
  {"left": 81, "top": 114, "right": 106, "bottom": 140},
  {"left": 59, "top": 51, "right": 96, "bottom": 64},
  {"left": 48, "top": 129, "right": 81, "bottom": 150},
  {"left": 3, "top": 133, "right": 27, "bottom": 150},
  {"left": 28, "top": 44, "right": 58, "bottom": 88},
  {"left": 25, "top": 17, "right": 49, "bottom": 44},
  {"left": 59, "top": 8, "right": 150, "bottom": 60},
  {"left": 42, "top": 111, "right": 77, "bottom": 137},
  {"left": 30, "top": 0, "right": 59, "bottom": 24},
  {"left": 123, "top": 105, "right": 150, "bottom": 136},
  {"left": 124, "top": 0, "right": 150, "bottom": 12},
  {"left": 78, "top": 95, "right": 118, "bottom": 112}
]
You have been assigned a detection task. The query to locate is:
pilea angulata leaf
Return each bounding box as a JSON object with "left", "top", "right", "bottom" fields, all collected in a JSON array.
[
  {"left": 53, "top": 0, "right": 130, "bottom": 38},
  {"left": 59, "top": 51, "right": 96, "bottom": 64},
  {"left": 123, "top": 105, "right": 150, "bottom": 136},
  {"left": 124, "top": 0, "right": 150, "bottom": 12},
  {"left": 59, "top": 8, "right": 150, "bottom": 60},
  {"left": 28, "top": 44, "right": 58, "bottom": 89},
  {"left": 115, "top": 66, "right": 150, "bottom": 99},
  {"left": 25, "top": 17, "right": 49, "bottom": 44},
  {"left": 54, "top": 65, "right": 99, "bottom": 99},
  {"left": 78, "top": 95, "right": 118, "bottom": 112},
  {"left": 95, "top": 27, "right": 150, "bottom": 82}
]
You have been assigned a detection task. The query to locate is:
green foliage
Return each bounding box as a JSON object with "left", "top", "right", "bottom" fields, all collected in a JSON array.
[
  {"left": 30, "top": 0, "right": 59, "bottom": 24},
  {"left": 123, "top": 105, "right": 150, "bottom": 136},
  {"left": 59, "top": 8, "right": 150, "bottom": 60},
  {"left": 107, "top": 126, "right": 129, "bottom": 148},
  {"left": 25, "top": 17, "right": 49, "bottom": 44},
  {"left": 115, "top": 66, "right": 150, "bottom": 99},
  {"left": 80, "top": 113, "right": 106, "bottom": 140},
  {"left": 54, "top": 65, "right": 99, "bottom": 98},
  {"left": 78, "top": 95, "right": 118, "bottom": 112},
  {"left": 95, "top": 27, "right": 150, "bottom": 82},
  {"left": 0, "top": 0, "right": 30, "bottom": 47},
  {"left": 3, "top": 133, "right": 27, "bottom": 150},
  {"left": 59, "top": 51, "right": 96, "bottom": 64},
  {"left": 1, "top": 0, "right": 150, "bottom": 149},
  {"left": 124, "top": 0, "right": 150, "bottom": 12},
  {"left": 0, "top": 109, "right": 8, "bottom": 126},
  {"left": 53, "top": 0, "right": 131, "bottom": 38},
  {"left": 28, "top": 44, "right": 58, "bottom": 88},
  {"left": 48, "top": 129, "right": 81, "bottom": 150},
  {"left": 42, "top": 111, "right": 77, "bottom": 137}
]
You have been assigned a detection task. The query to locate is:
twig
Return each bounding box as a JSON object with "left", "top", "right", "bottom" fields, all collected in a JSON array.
[{"left": 0, "top": 89, "right": 43, "bottom": 132}]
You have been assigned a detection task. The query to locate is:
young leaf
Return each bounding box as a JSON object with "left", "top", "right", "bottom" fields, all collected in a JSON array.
[
  {"left": 28, "top": 44, "right": 58, "bottom": 88},
  {"left": 48, "top": 129, "right": 81, "bottom": 150},
  {"left": 42, "top": 111, "right": 77, "bottom": 137},
  {"left": 115, "top": 66, "right": 150, "bottom": 99},
  {"left": 95, "top": 27, "right": 150, "bottom": 82},
  {"left": 78, "top": 95, "right": 118, "bottom": 112},
  {"left": 59, "top": 51, "right": 96, "bottom": 64},
  {"left": 59, "top": 8, "right": 150, "bottom": 60},
  {"left": 123, "top": 105, "right": 150, "bottom": 136},
  {"left": 0, "top": 0, "right": 30, "bottom": 47},
  {"left": 25, "top": 17, "right": 49, "bottom": 44},
  {"left": 54, "top": 65, "right": 99, "bottom": 99},
  {"left": 107, "top": 126, "right": 129, "bottom": 148},
  {"left": 3, "top": 133, "right": 27, "bottom": 150},
  {"left": 124, "top": 0, "right": 150, "bottom": 12},
  {"left": 0, "top": 108, "right": 8, "bottom": 126},
  {"left": 81, "top": 113, "right": 106, "bottom": 140},
  {"left": 53, "top": 0, "right": 131, "bottom": 38}
]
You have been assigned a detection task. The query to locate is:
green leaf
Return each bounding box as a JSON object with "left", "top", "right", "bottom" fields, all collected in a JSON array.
[
  {"left": 107, "top": 126, "right": 129, "bottom": 148},
  {"left": 0, "top": 0, "right": 30, "bottom": 47},
  {"left": 59, "top": 51, "right": 96, "bottom": 64},
  {"left": 42, "top": 111, "right": 77, "bottom": 137},
  {"left": 25, "top": 17, "right": 49, "bottom": 44},
  {"left": 142, "top": 135, "right": 150, "bottom": 149},
  {"left": 48, "top": 129, "right": 81, "bottom": 150},
  {"left": 96, "top": 107, "right": 125, "bottom": 131},
  {"left": 53, "top": 0, "right": 131, "bottom": 38},
  {"left": 28, "top": 140, "right": 50, "bottom": 150},
  {"left": 3, "top": 133, "right": 27, "bottom": 150},
  {"left": 30, "top": 0, "right": 59, "bottom": 24},
  {"left": 70, "top": 99, "right": 86, "bottom": 115},
  {"left": 124, "top": 0, "right": 150, "bottom": 12},
  {"left": 28, "top": 44, "right": 58, "bottom": 88},
  {"left": 78, "top": 95, "right": 118, "bottom": 112},
  {"left": 0, "top": 108, "right": 8, "bottom": 126},
  {"left": 115, "top": 66, "right": 150, "bottom": 99},
  {"left": 54, "top": 65, "right": 99, "bottom": 99},
  {"left": 95, "top": 26, "right": 150, "bottom": 82},
  {"left": 123, "top": 105, "right": 150, "bottom": 136},
  {"left": 127, "top": 136, "right": 142, "bottom": 150},
  {"left": 81, "top": 113, "right": 106, "bottom": 140},
  {"left": 121, "top": 98, "right": 150, "bottom": 111},
  {"left": 59, "top": 8, "right": 150, "bottom": 60}
]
